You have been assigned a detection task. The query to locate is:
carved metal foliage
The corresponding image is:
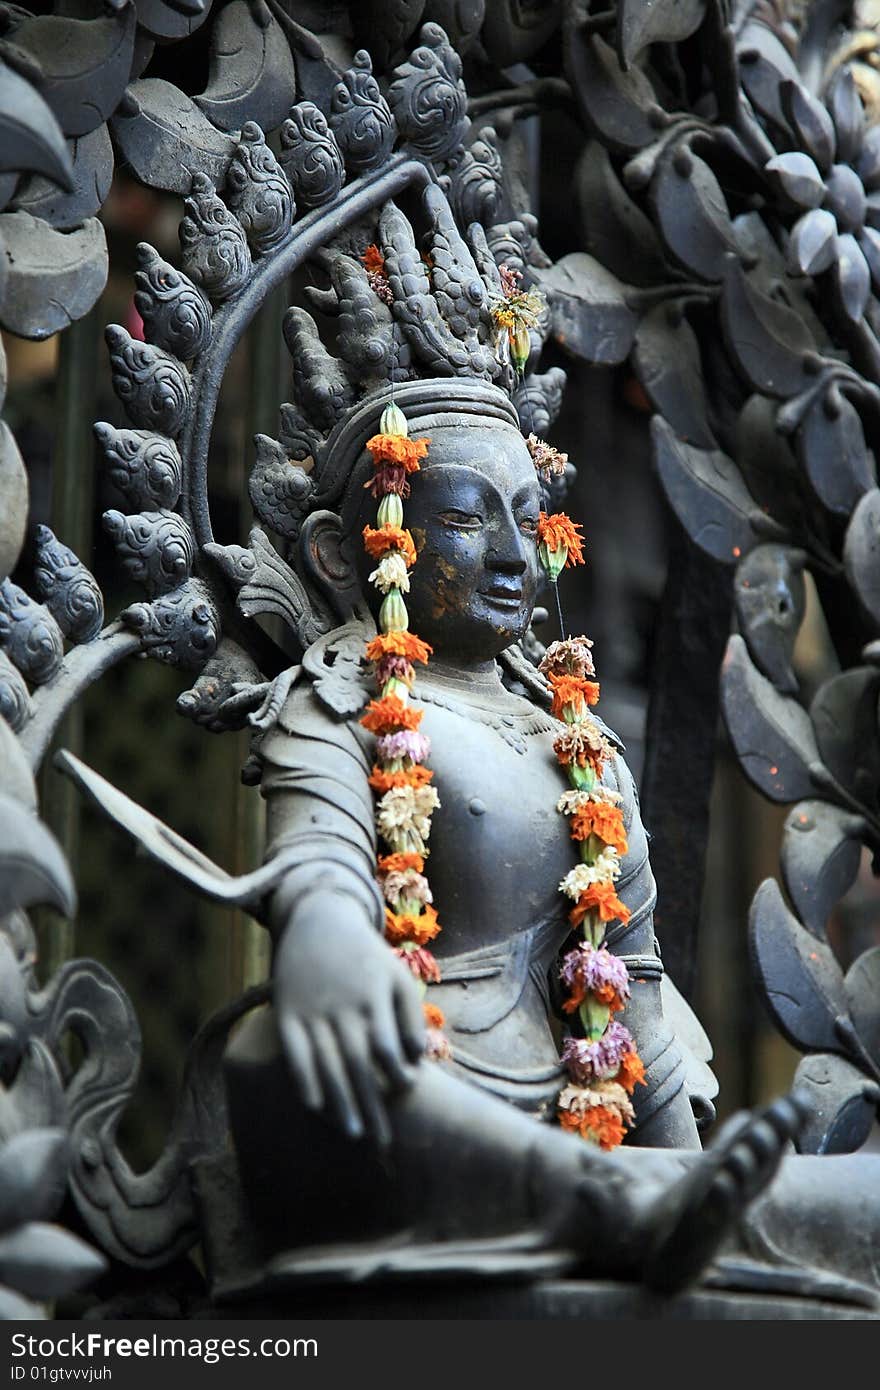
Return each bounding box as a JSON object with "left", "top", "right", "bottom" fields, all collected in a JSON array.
[
  {"left": 134, "top": 244, "right": 212, "bottom": 361},
  {"left": 32, "top": 526, "right": 103, "bottom": 645},
  {"left": 279, "top": 103, "right": 345, "bottom": 209},
  {"left": 330, "top": 50, "right": 396, "bottom": 174},
  {"left": 387, "top": 22, "right": 469, "bottom": 163},
  {"left": 105, "top": 326, "right": 191, "bottom": 437},
  {"left": 225, "top": 123, "right": 294, "bottom": 255}
]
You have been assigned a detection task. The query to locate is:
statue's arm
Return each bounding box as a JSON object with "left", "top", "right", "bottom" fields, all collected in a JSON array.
[{"left": 254, "top": 680, "right": 425, "bottom": 1144}]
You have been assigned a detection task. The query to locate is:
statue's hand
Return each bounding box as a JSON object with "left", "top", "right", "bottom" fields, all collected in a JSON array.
[{"left": 273, "top": 895, "right": 426, "bottom": 1147}]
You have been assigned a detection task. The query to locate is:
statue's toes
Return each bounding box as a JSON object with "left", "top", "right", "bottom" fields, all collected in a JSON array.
[{"left": 641, "top": 1090, "right": 809, "bottom": 1295}]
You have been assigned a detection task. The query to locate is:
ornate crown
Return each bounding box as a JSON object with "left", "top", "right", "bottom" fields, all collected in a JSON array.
[{"left": 0, "top": 23, "right": 570, "bottom": 744}]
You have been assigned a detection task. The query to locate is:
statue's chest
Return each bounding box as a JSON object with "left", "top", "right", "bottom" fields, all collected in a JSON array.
[{"left": 414, "top": 694, "right": 577, "bottom": 952}]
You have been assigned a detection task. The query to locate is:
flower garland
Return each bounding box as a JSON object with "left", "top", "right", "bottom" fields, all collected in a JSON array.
[
  {"left": 360, "top": 402, "right": 450, "bottom": 1061},
  {"left": 533, "top": 518, "right": 646, "bottom": 1150}
]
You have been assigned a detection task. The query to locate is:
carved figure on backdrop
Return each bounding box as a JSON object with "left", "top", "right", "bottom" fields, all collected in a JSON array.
[{"left": 3, "top": 18, "right": 880, "bottom": 1316}]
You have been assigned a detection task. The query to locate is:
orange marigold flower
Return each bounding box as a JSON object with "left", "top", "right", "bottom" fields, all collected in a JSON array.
[
  {"left": 365, "top": 631, "right": 433, "bottom": 666},
  {"left": 366, "top": 434, "right": 430, "bottom": 470},
  {"left": 548, "top": 672, "right": 601, "bottom": 719},
  {"left": 569, "top": 803, "right": 628, "bottom": 856},
  {"left": 594, "top": 982, "right": 626, "bottom": 1012},
  {"left": 558, "top": 1103, "right": 626, "bottom": 1149},
  {"left": 561, "top": 981, "right": 626, "bottom": 1016},
  {"left": 368, "top": 764, "right": 435, "bottom": 792},
  {"left": 379, "top": 852, "right": 425, "bottom": 875},
  {"left": 569, "top": 881, "right": 631, "bottom": 929},
  {"left": 362, "top": 243, "right": 385, "bottom": 275},
  {"left": 362, "top": 523, "right": 418, "bottom": 567},
  {"left": 423, "top": 1002, "right": 446, "bottom": 1029},
  {"left": 385, "top": 903, "right": 441, "bottom": 946},
  {"left": 618, "top": 1049, "right": 646, "bottom": 1095},
  {"left": 360, "top": 693, "right": 424, "bottom": 735},
  {"left": 537, "top": 512, "right": 586, "bottom": 566},
  {"left": 584, "top": 1104, "right": 627, "bottom": 1150}
]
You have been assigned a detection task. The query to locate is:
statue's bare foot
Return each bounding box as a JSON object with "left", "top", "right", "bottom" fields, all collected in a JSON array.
[{"left": 638, "top": 1090, "right": 809, "bottom": 1293}]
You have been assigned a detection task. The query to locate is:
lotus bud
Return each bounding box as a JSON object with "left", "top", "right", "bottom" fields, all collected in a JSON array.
[
  {"left": 538, "top": 540, "right": 568, "bottom": 582},
  {"left": 377, "top": 493, "right": 404, "bottom": 528},
  {"left": 510, "top": 321, "right": 531, "bottom": 373},
  {"left": 380, "top": 586, "right": 409, "bottom": 633},
  {"left": 380, "top": 403, "right": 408, "bottom": 437}
]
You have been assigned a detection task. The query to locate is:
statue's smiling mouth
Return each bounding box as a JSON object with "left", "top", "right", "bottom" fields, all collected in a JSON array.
[{"left": 479, "top": 583, "right": 524, "bottom": 607}]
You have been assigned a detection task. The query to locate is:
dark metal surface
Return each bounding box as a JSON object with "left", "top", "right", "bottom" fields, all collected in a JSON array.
[{"left": 0, "top": 0, "right": 879, "bottom": 1321}]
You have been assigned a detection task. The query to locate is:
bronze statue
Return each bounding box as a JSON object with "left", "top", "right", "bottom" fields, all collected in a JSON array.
[{"left": 4, "top": 14, "right": 880, "bottom": 1318}]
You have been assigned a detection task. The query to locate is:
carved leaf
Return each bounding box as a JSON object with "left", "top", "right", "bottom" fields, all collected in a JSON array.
[
  {"left": 633, "top": 307, "right": 714, "bottom": 448},
  {"left": 0, "top": 214, "right": 107, "bottom": 341},
  {"left": 10, "top": 6, "right": 136, "bottom": 138},
  {"left": 721, "top": 259, "right": 817, "bottom": 399},
  {"left": 237, "top": 526, "right": 330, "bottom": 649},
  {"left": 194, "top": 0, "right": 297, "bottom": 136},
  {"left": 533, "top": 253, "right": 637, "bottom": 366},
  {"left": 810, "top": 667, "right": 880, "bottom": 807},
  {"left": 616, "top": 0, "right": 706, "bottom": 69},
  {"left": 749, "top": 877, "right": 847, "bottom": 1053},
  {"left": 734, "top": 543, "right": 806, "bottom": 694},
  {"left": 738, "top": 25, "right": 800, "bottom": 128},
  {"left": 651, "top": 416, "right": 758, "bottom": 563},
  {"left": 843, "top": 488, "right": 880, "bottom": 628},
  {"left": 10, "top": 123, "right": 113, "bottom": 230},
  {"left": 788, "top": 208, "right": 838, "bottom": 276},
  {"left": 735, "top": 394, "right": 805, "bottom": 534},
  {"left": 574, "top": 141, "right": 668, "bottom": 289},
  {"left": 111, "top": 80, "right": 235, "bottom": 196},
  {"left": 0, "top": 1131, "right": 68, "bottom": 1230},
  {"left": 781, "top": 81, "right": 836, "bottom": 174},
  {"left": 133, "top": 0, "right": 215, "bottom": 42},
  {"left": 563, "top": 32, "right": 658, "bottom": 155},
  {"left": 792, "top": 1052, "right": 880, "bottom": 1155},
  {"left": 0, "top": 420, "right": 27, "bottom": 584},
  {"left": 105, "top": 326, "right": 190, "bottom": 436},
  {"left": 797, "top": 391, "right": 875, "bottom": 516},
  {"left": 764, "top": 152, "right": 825, "bottom": 209},
  {"left": 781, "top": 800, "right": 863, "bottom": 939},
  {"left": 828, "top": 68, "right": 862, "bottom": 165},
  {"left": 721, "top": 634, "right": 822, "bottom": 802},
  {"left": 845, "top": 947, "right": 880, "bottom": 1069},
  {"left": 0, "top": 787, "right": 75, "bottom": 918},
  {"left": 0, "top": 1223, "right": 105, "bottom": 1298},
  {"left": 387, "top": 21, "right": 468, "bottom": 164},
  {"left": 0, "top": 58, "right": 74, "bottom": 191},
  {"left": 834, "top": 232, "right": 871, "bottom": 323}
]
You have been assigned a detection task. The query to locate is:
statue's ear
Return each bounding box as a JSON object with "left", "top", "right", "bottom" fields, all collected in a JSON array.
[{"left": 299, "top": 510, "right": 361, "bottom": 619}]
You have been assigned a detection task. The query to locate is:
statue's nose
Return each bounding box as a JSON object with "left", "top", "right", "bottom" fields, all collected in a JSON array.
[{"left": 486, "top": 517, "right": 528, "bottom": 573}]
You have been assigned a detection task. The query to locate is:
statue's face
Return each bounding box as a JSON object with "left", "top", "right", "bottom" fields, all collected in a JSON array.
[{"left": 354, "top": 424, "right": 542, "bottom": 664}]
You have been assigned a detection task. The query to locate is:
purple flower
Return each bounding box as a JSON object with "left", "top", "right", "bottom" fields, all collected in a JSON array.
[
  {"left": 377, "top": 729, "right": 431, "bottom": 764},
  {"left": 561, "top": 1021, "right": 634, "bottom": 1084},
  {"left": 561, "top": 945, "right": 630, "bottom": 1002}
]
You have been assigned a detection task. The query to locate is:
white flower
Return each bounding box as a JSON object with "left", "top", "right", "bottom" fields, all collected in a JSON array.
[
  {"left": 557, "top": 786, "right": 623, "bottom": 816},
  {"left": 377, "top": 784, "right": 440, "bottom": 848},
  {"left": 558, "top": 1082, "right": 634, "bottom": 1125},
  {"left": 381, "top": 868, "right": 433, "bottom": 906},
  {"left": 559, "top": 848, "right": 621, "bottom": 899},
  {"left": 369, "top": 552, "right": 411, "bottom": 594}
]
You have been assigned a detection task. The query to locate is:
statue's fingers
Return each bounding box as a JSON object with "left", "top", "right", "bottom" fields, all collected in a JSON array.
[
  {"left": 369, "top": 998, "right": 417, "bottom": 1092},
  {"left": 393, "top": 978, "right": 426, "bottom": 1063},
  {"left": 336, "top": 1017, "right": 392, "bottom": 1149},
  {"left": 309, "top": 1017, "right": 364, "bottom": 1140},
  {"left": 279, "top": 1014, "right": 322, "bottom": 1111}
]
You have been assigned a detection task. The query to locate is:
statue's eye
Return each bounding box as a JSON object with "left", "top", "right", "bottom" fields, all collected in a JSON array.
[{"left": 437, "top": 510, "right": 483, "bottom": 529}]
